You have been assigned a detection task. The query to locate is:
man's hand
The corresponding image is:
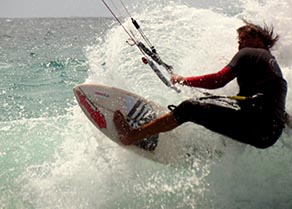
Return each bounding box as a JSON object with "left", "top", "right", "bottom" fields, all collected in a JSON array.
[{"left": 171, "top": 74, "right": 185, "bottom": 85}]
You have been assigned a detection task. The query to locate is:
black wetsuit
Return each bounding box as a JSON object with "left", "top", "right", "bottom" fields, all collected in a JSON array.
[{"left": 173, "top": 48, "right": 287, "bottom": 148}]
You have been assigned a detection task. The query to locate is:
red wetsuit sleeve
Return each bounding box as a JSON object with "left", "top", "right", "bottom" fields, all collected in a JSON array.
[{"left": 183, "top": 66, "right": 236, "bottom": 89}]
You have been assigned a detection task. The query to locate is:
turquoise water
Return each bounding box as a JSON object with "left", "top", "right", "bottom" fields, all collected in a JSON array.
[
  {"left": 1, "top": 0, "right": 292, "bottom": 208},
  {"left": 0, "top": 17, "right": 112, "bottom": 208}
]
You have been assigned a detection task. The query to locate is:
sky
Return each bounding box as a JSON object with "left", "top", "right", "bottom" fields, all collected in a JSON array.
[
  {"left": 0, "top": 0, "right": 202, "bottom": 18},
  {"left": 0, "top": 0, "right": 119, "bottom": 17}
]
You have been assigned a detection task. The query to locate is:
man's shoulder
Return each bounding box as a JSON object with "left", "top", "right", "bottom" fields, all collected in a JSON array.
[
  {"left": 229, "top": 47, "right": 272, "bottom": 72},
  {"left": 238, "top": 47, "right": 271, "bottom": 56}
]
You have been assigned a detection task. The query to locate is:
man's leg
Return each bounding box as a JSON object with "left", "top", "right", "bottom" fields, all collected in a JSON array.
[
  {"left": 285, "top": 112, "right": 292, "bottom": 128},
  {"left": 113, "top": 110, "right": 179, "bottom": 145}
]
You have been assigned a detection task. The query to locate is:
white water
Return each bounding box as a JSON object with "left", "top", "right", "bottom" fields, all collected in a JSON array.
[{"left": 16, "top": 0, "right": 292, "bottom": 208}]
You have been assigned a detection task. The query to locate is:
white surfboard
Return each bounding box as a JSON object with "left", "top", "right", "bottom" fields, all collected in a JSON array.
[{"left": 73, "top": 83, "right": 192, "bottom": 164}]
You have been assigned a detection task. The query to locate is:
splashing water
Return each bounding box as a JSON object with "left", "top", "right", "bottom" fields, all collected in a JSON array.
[{"left": 2, "top": 0, "right": 292, "bottom": 208}]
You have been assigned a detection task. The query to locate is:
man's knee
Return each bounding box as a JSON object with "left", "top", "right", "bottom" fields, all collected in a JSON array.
[{"left": 171, "top": 100, "right": 206, "bottom": 124}]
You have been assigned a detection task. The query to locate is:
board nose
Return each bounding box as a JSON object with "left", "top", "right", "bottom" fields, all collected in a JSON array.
[
  {"left": 73, "top": 85, "right": 82, "bottom": 100},
  {"left": 73, "top": 85, "right": 79, "bottom": 94},
  {"left": 73, "top": 85, "right": 80, "bottom": 92}
]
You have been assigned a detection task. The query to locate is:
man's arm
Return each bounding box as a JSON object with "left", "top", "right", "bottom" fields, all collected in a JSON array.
[{"left": 171, "top": 66, "right": 236, "bottom": 89}]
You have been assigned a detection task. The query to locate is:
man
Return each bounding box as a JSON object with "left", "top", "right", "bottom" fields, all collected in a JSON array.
[{"left": 114, "top": 20, "right": 289, "bottom": 149}]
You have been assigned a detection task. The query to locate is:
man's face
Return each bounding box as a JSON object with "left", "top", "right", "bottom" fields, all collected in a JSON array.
[
  {"left": 238, "top": 32, "right": 264, "bottom": 50},
  {"left": 238, "top": 33, "right": 254, "bottom": 50}
]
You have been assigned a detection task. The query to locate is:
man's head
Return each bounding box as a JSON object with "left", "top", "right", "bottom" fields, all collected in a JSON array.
[{"left": 237, "top": 20, "right": 279, "bottom": 50}]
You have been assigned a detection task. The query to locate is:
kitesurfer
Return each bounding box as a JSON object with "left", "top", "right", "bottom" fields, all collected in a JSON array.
[{"left": 114, "top": 20, "right": 290, "bottom": 149}]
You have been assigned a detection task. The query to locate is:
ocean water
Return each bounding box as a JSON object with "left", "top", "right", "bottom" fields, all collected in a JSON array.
[{"left": 1, "top": 0, "right": 292, "bottom": 208}]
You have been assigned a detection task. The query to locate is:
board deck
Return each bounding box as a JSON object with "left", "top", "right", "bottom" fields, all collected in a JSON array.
[{"left": 73, "top": 83, "right": 190, "bottom": 164}]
